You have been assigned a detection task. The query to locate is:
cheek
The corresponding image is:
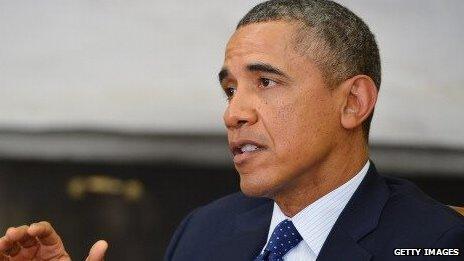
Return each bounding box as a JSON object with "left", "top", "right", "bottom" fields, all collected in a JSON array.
[
  {"left": 265, "top": 92, "right": 336, "bottom": 159},
  {"left": 261, "top": 101, "right": 308, "bottom": 163}
]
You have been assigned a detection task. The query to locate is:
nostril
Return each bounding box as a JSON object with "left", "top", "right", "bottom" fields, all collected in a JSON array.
[{"left": 237, "top": 120, "right": 247, "bottom": 126}]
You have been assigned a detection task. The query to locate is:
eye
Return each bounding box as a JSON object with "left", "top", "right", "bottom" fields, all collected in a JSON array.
[
  {"left": 259, "top": 77, "right": 277, "bottom": 88},
  {"left": 224, "top": 86, "right": 237, "bottom": 100}
]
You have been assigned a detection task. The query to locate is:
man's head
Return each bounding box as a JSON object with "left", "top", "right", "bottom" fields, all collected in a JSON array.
[
  {"left": 239, "top": 0, "right": 381, "bottom": 138},
  {"left": 219, "top": 0, "right": 380, "bottom": 198}
]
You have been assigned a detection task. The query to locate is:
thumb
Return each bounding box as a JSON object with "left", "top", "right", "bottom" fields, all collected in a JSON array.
[{"left": 85, "top": 240, "right": 108, "bottom": 261}]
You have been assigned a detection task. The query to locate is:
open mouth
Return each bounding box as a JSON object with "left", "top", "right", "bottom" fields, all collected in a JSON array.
[{"left": 232, "top": 143, "right": 264, "bottom": 155}]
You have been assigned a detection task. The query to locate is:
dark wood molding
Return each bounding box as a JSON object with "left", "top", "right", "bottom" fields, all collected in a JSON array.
[{"left": 0, "top": 129, "right": 463, "bottom": 175}]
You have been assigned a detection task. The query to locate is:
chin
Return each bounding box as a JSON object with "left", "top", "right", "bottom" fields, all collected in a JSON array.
[{"left": 238, "top": 172, "right": 278, "bottom": 198}]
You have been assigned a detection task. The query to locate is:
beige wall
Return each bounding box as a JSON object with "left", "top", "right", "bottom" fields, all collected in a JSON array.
[{"left": 0, "top": 0, "right": 463, "bottom": 147}]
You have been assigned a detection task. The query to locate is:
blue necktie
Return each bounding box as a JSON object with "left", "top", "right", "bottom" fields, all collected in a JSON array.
[{"left": 255, "top": 219, "right": 303, "bottom": 261}]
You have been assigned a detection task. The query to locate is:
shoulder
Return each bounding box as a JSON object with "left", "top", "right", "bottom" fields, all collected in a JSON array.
[
  {"left": 177, "top": 191, "right": 271, "bottom": 234},
  {"left": 383, "top": 175, "right": 463, "bottom": 226},
  {"left": 168, "top": 191, "right": 270, "bottom": 232},
  {"left": 180, "top": 191, "right": 270, "bottom": 231},
  {"left": 375, "top": 174, "right": 464, "bottom": 243},
  {"left": 164, "top": 192, "right": 271, "bottom": 260}
]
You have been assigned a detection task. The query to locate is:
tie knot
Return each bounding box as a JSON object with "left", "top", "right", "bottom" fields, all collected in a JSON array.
[{"left": 263, "top": 219, "right": 302, "bottom": 260}]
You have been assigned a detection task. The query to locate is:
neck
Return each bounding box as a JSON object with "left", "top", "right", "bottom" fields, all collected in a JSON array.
[{"left": 273, "top": 138, "right": 369, "bottom": 217}]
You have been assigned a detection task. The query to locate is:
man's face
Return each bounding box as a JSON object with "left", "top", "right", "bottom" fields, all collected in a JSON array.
[{"left": 220, "top": 21, "right": 341, "bottom": 198}]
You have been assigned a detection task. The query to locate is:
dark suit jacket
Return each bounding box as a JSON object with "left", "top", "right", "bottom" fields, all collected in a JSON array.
[{"left": 165, "top": 163, "right": 464, "bottom": 260}]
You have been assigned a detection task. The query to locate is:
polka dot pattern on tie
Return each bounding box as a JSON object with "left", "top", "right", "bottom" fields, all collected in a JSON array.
[{"left": 254, "top": 219, "right": 303, "bottom": 261}]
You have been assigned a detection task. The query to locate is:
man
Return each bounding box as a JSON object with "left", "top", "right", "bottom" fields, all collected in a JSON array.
[{"left": 1, "top": 0, "right": 463, "bottom": 260}]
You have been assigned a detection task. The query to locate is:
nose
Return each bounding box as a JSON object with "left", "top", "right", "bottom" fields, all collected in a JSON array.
[{"left": 223, "top": 89, "right": 258, "bottom": 129}]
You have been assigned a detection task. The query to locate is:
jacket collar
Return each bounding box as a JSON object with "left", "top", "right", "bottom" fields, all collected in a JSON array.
[{"left": 317, "top": 162, "right": 390, "bottom": 261}]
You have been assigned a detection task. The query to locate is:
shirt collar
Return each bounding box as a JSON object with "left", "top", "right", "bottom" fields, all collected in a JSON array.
[{"left": 267, "top": 160, "right": 370, "bottom": 256}]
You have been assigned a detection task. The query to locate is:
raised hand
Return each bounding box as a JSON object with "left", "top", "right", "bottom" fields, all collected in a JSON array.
[
  {"left": 0, "top": 221, "right": 107, "bottom": 261},
  {"left": 86, "top": 240, "right": 108, "bottom": 261}
]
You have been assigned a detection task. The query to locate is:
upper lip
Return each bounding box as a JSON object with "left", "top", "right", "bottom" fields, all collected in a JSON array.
[{"left": 229, "top": 139, "right": 266, "bottom": 156}]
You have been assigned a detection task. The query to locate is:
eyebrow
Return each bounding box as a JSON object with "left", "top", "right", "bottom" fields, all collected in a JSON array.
[
  {"left": 218, "top": 68, "right": 229, "bottom": 84},
  {"left": 218, "top": 62, "right": 289, "bottom": 84},
  {"left": 246, "top": 62, "right": 288, "bottom": 78}
]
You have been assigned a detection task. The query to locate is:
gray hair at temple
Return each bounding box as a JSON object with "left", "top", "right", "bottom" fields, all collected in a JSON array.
[{"left": 237, "top": 0, "right": 381, "bottom": 139}]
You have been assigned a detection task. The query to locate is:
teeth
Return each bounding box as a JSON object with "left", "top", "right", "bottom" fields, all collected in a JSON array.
[{"left": 240, "top": 144, "right": 259, "bottom": 153}]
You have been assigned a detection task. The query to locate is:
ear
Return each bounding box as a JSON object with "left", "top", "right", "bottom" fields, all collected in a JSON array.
[{"left": 340, "top": 75, "right": 378, "bottom": 130}]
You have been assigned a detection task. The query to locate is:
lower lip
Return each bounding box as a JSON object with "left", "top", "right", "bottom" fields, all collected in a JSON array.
[{"left": 233, "top": 149, "right": 266, "bottom": 165}]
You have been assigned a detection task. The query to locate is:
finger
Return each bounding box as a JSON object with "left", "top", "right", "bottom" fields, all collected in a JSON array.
[
  {"left": 0, "top": 226, "right": 25, "bottom": 256},
  {"left": 3, "top": 226, "right": 40, "bottom": 260},
  {"left": 4, "top": 242, "right": 20, "bottom": 257},
  {"left": 86, "top": 240, "right": 108, "bottom": 261},
  {"left": 0, "top": 235, "right": 14, "bottom": 252},
  {"left": 15, "top": 234, "right": 39, "bottom": 260},
  {"left": 27, "top": 221, "right": 62, "bottom": 246},
  {"left": 27, "top": 222, "right": 70, "bottom": 261},
  {"left": 5, "top": 226, "right": 29, "bottom": 243},
  {"left": 19, "top": 236, "right": 38, "bottom": 249}
]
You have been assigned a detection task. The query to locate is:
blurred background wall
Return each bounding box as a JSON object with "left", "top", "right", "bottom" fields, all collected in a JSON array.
[{"left": 0, "top": 0, "right": 463, "bottom": 260}]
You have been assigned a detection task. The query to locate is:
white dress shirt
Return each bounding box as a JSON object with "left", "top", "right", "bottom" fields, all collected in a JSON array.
[{"left": 260, "top": 161, "right": 370, "bottom": 260}]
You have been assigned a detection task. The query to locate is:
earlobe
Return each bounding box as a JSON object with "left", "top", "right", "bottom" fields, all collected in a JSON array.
[{"left": 340, "top": 76, "right": 378, "bottom": 130}]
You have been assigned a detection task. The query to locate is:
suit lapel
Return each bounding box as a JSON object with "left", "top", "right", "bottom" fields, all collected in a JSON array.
[
  {"left": 316, "top": 227, "right": 372, "bottom": 261},
  {"left": 317, "top": 162, "right": 390, "bottom": 261}
]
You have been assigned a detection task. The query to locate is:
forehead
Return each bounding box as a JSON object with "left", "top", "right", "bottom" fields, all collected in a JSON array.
[{"left": 224, "top": 21, "right": 300, "bottom": 67}]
